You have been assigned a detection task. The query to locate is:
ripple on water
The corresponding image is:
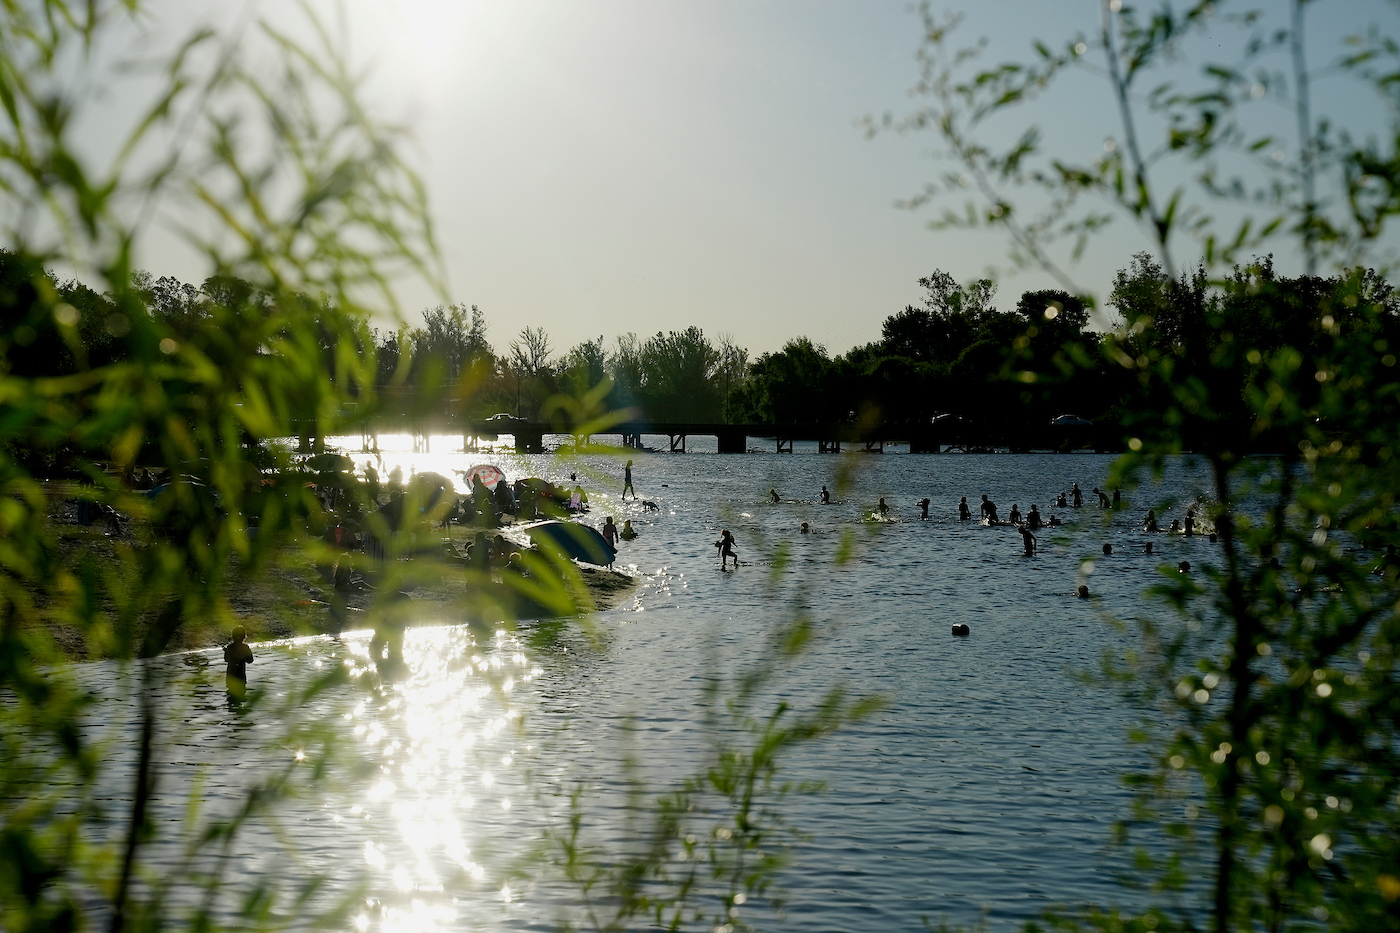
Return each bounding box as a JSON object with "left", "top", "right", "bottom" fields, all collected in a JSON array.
[{"left": 44, "top": 447, "right": 1223, "bottom": 931}]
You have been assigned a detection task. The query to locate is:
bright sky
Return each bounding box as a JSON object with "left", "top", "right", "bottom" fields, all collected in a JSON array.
[{"left": 117, "top": 0, "right": 1397, "bottom": 357}]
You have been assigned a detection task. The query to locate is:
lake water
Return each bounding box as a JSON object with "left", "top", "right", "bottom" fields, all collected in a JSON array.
[{"left": 57, "top": 436, "right": 1228, "bottom": 932}]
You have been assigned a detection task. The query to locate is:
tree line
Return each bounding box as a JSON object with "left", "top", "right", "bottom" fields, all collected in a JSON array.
[{"left": 12, "top": 248, "right": 1395, "bottom": 451}]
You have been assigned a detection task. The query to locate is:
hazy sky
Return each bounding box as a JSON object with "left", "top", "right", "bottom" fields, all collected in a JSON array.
[{"left": 121, "top": 1, "right": 1396, "bottom": 358}]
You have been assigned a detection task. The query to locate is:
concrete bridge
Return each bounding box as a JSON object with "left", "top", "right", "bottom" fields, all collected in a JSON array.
[{"left": 321, "top": 415, "right": 1109, "bottom": 455}]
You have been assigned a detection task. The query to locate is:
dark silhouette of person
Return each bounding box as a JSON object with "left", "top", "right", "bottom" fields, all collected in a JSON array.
[
  {"left": 1179, "top": 560, "right": 1191, "bottom": 573},
  {"left": 1047, "top": 514, "right": 1062, "bottom": 526},
  {"left": 224, "top": 626, "right": 254, "bottom": 701},
  {"left": 878, "top": 497, "right": 889, "bottom": 517},
  {"left": 820, "top": 485, "right": 831, "bottom": 504},
  {"left": 1019, "top": 525, "right": 1036, "bottom": 557},
  {"left": 1077, "top": 584, "right": 1090, "bottom": 599},
  {"left": 469, "top": 531, "right": 490, "bottom": 572},
  {"left": 959, "top": 497, "right": 972, "bottom": 521},
  {"left": 717, "top": 529, "right": 738, "bottom": 569},
  {"left": 980, "top": 494, "right": 999, "bottom": 523},
  {"left": 1094, "top": 487, "right": 1110, "bottom": 509},
  {"left": 770, "top": 488, "right": 781, "bottom": 504},
  {"left": 1112, "top": 489, "right": 1122, "bottom": 508},
  {"left": 602, "top": 516, "right": 620, "bottom": 547},
  {"left": 1056, "top": 491, "right": 1068, "bottom": 508},
  {"left": 1008, "top": 503, "right": 1022, "bottom": 525},
  {"left": 1072, "top": 483, "right": 1082, "bottom": 508},
  {"left": 1184, "top": 509, "right": 1196, "bottom": 537},
  {"left": 919, "top": 498, "right": 930, "bottom": 520},
  {"left": 800, "top": 521, "right": 810, "bottom": 534},
  {"left": 623, "top": 460, "right": 635, "bottom": 499},
  {"left": 1145, "top": 508, "right": 1159, "bottom": 532},
  {"left": 1026, "top": 504, "right": 1042, "bottom": 529},
  {"left": 1144, "top": 541, "right": 1154, "bottom": 555},
  {"left": 363, "top": 465, "right": 381, "bottom": 504},
  {"left": 1102, "top": 542, "right": 1112, "bottom": 555}
]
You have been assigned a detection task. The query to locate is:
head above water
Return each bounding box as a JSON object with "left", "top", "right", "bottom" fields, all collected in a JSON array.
[{"left": 231, "top": 625, "right": 246, "bottom": 643}]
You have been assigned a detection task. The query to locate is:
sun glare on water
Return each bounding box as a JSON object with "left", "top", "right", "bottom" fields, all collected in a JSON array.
[{"left": 334, "top": 625, "right": 541, "bottom": 931}]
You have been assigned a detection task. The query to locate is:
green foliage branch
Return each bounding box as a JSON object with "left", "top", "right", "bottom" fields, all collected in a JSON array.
[{"left": 884, "top": 2, "right": 1400, "bottom": 931}]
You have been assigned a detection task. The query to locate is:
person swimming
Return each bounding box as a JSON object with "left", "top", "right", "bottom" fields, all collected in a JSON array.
[
  {"left": 800, "top": 521, "right": 810, "bottom": 534},
  {"left": 1144, "top": 508, "right": 1159, "bottom": 532},
  {"left": 1056, "top": 491, "right": 1068, "bottom": 508},
  {"left": 620, "top": 519, "right": 637, "bottom": 540},
  {"left": 770, "top": 488, "right": 780, "bottom": 504},
  {"left": 1008, "top": 503, "right": 1022, "bottom": 525},
  {"left": 1026, "top": 504, "right": 1042, "bottom": 529},
  {"left": 959, "top": 497, "right": 972, "bottom": 521}
]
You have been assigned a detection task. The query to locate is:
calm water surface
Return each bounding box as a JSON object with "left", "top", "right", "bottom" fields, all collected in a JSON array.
[{"left": 66, "top": 438, "right": 1228, "bottom": 931}]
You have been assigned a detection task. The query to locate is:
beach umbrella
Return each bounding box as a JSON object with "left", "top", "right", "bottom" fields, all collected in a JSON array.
[
  {"left": 462, "top": 463, "right": 506, "bottom": 491},
  {"left": 523, "top": 520, "right": 616, "bottom": 566}
]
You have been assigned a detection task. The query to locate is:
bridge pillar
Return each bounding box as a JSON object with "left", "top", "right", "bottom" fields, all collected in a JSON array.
[
  {"left": 818, "top": 438, "right": 840, "bottom": 454},
  {"left": 908, "top": 432, "right": 939, "bottom": 454},
  {"left": 776, "top": 436, "right": 793, "bottom": 454},
  {"left": 717, "top": 430, "right": 746, "bottom": 454},
  {"left": 668, "top": 434, "right": 686, "bottom": 453},
  {"left": 621, "top": 432, "right": 642, "bottom": 448},
  {"left": 863, "top": 438, "right": 884, "bottom": 453}
]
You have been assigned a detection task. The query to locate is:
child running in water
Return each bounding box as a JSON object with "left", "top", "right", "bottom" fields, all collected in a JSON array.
[{"left": 717, "top": 529, "right": 738, "bottom": 569}]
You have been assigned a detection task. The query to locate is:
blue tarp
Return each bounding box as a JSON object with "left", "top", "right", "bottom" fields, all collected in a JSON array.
[{"left": 522, "top": 520, "right": 616, "bottom": 566}]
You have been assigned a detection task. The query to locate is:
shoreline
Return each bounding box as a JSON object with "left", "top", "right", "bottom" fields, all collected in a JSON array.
[{"left": 33, "top": 481, "right": 638, "bottom": 662}]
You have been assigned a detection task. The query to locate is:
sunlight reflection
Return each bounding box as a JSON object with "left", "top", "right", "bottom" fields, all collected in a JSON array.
[{"left": 333, "top": 623, "right": 537, "bottom": 932}]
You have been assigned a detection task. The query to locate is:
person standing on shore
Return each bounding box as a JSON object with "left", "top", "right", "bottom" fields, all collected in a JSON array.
[
  {"left": 224, "top": 626, "right": 254, "bottom": 701},
  {"left": 622, "top": 460, "right": 635, "bottom": 500}
]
